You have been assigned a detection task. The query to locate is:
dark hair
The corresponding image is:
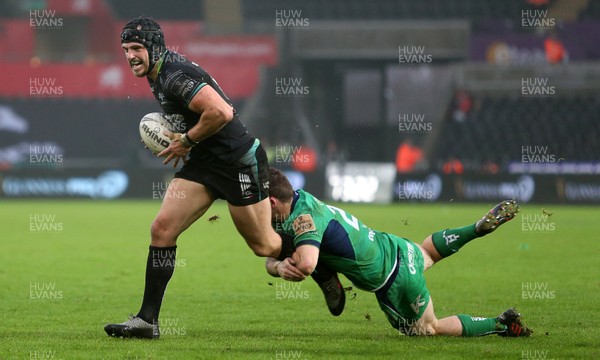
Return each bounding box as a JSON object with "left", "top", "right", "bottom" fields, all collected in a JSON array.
[{"left": 268, "top": 168, "right": 294, "bottom": 202}]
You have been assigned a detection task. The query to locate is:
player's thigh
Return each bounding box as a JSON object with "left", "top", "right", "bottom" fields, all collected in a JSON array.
[
  {"left": 377, "top": 283, "right": 432, "bottom": 336},
  {"left": 396, "top": 240, "right": 433, "bottom": 333},
  {"left": 412, "top": 298, "right": 463, "bottom": 336},
  {"left": 420, "top": 234, "right": 443, "bottom": 264},
  {"left": 227, "top": 198, "right": 280, "bottom": 255},
  {"left": 415, "top": 241, "right": 435, "bottom": 271},
  {"left": 409, "top": 297, "right": 438, "bottom": 336},
  {"left": 152, "top": 178, "right": 215, "bottom": 240}
]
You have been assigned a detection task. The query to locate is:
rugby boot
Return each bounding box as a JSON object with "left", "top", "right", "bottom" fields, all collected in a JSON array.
[
  {"left": 497, "top": 308, "right": 533, "bottom": 337},
  {"left": 476, "top": 200, "right": 519, "bottom": 235},
  {"left": 311, "top": 263, "right": 346, "bottom": 316},
  {"left": 104, "top": 315, "right": 160, "bottom": 339}
]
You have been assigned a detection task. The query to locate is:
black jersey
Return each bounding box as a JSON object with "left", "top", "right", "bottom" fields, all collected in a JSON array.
[{"left": 148, "top": 51, "right": 254, "bottom": 163}]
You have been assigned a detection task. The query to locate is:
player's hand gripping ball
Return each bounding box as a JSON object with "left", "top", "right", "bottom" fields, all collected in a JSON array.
[{"left": 139, "top": 112, "right": 176, "bottom": 153}]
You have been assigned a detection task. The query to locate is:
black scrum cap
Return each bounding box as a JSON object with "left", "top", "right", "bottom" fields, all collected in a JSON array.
[{"left": 121, "top": 16, "right": 166, "bottom": 73}]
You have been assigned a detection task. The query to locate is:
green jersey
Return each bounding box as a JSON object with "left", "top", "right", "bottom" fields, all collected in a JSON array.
[{"left": 278, "top": 189, "right": 399, "bottom": 291}]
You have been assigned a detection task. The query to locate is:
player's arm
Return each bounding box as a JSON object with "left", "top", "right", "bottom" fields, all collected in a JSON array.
[
  {"left": 265, "top": 243, "right": 320, "bottom": 279},
  {"left": 184, "top": 85, "right": 234, "bottom": 143},
  {"left": 290, "top": 244, "right": 319, "bottom": 276},
  {"left": 265, "top": 244, "right": 318, "bottom": 281},
  {"left": 158, "top": 76, "right": 233, "bottom": 165},
  {"left": 265, "top": 257, "right": 308, "bottom": 281},
  {"left": 269, "top": 212, "right": 323, "bottom": 280}
]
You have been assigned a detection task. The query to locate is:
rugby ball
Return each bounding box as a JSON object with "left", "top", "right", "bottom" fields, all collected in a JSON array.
[{"left": 139, "top": 113, "right": 174, "bottom": 153}]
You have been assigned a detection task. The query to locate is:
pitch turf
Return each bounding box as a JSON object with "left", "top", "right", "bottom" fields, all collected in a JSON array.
[{"left": 1, "top": 200, "right": 598, "bottom": 359}]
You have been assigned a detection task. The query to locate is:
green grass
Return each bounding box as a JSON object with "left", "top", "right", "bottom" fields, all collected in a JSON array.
[{"left": 1, "top": 200, "right": 599, "bottom": 359}]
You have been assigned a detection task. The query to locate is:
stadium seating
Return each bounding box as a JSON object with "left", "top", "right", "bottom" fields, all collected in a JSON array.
[
  {"left": 243, "top": 0, "right": 537, "bottom": 21},
  {"left": 579, "top": 0, "right": 600, "bottom": 20},
  {"left": 431, "top": 94, "right": 600, "bottom": 172},
  {"left": 106, "top": 0, "right": 204, "bottom": 20}
]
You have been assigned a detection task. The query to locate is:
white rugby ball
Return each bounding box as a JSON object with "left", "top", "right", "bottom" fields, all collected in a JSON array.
[{"left": 139, "top": 113, "right": 174, "bottom": 153}]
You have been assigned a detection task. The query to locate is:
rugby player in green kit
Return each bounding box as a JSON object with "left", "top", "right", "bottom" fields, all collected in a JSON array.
[{"left": 266, "top": 168, "right": 533, "bottom": 337}]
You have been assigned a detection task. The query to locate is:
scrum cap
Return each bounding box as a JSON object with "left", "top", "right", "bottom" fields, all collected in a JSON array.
[{"left": 121, "top": 16, "right": 165, "bottom": 73}]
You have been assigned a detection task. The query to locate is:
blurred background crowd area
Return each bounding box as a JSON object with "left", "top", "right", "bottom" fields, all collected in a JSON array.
[{"left": 1, "top": 0, "right": 599, "bottom": 202}]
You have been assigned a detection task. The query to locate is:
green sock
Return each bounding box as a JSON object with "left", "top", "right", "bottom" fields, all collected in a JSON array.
[
  {"left": 457, "top": 314, "right": 506, "bottom": 337},
  {"left": 431, "top": 224, "right": 478, "bottom": 258}
]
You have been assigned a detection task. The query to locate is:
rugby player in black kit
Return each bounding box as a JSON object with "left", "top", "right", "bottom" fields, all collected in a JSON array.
[{"left": 104, "top": 16, "right": 343, "bottom": 339}]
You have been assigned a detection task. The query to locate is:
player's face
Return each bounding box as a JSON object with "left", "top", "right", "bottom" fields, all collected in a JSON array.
[{"left": 122, "top": 42, "right": 149, "bottom": 77}]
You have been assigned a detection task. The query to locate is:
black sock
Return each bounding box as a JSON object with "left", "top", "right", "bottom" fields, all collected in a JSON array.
[
  {"left": 137, "top": 245, "right": 177, "bottom": 324},
  {"left": 275, "top": 232, "right": 295, "bottom": 261},
  {"left": 310, "top": 262, "right": 335, "bottom": 284}
]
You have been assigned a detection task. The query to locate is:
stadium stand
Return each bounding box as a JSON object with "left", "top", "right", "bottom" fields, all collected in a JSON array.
[
  {"left": 1, "top": 0, "right": 599, "bottom": 178},
  {"left": 242, "top": 0, "right": 545, "bottom": 21},
  {"left": 579, "top": 0, "right": 600, "bottom": 20},
  {"left": 105, "top": 0, "right": 204, "bottom": 20},
  {"left": 431, "top": 94, "right": 600, "bottom": 172}
]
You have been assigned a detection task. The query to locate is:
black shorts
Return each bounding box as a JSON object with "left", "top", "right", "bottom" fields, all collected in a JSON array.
[{"left": 174, "top": 139, "right": 270, "bottom": 206}]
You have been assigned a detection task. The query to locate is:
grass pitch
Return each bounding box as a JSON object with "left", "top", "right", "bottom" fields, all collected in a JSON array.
[{"left": 1, "top": 200, "right": 599, "bottom": 359}]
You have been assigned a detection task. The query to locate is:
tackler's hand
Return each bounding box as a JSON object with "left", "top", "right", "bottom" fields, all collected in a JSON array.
[{"left": 277, "top": 257, "right": 307, "bottom": 282}]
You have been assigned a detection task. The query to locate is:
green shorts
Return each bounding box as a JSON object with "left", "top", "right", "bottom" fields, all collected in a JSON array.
[{"left": 375, "top": 235, "right": 430, "bottom": 334}]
